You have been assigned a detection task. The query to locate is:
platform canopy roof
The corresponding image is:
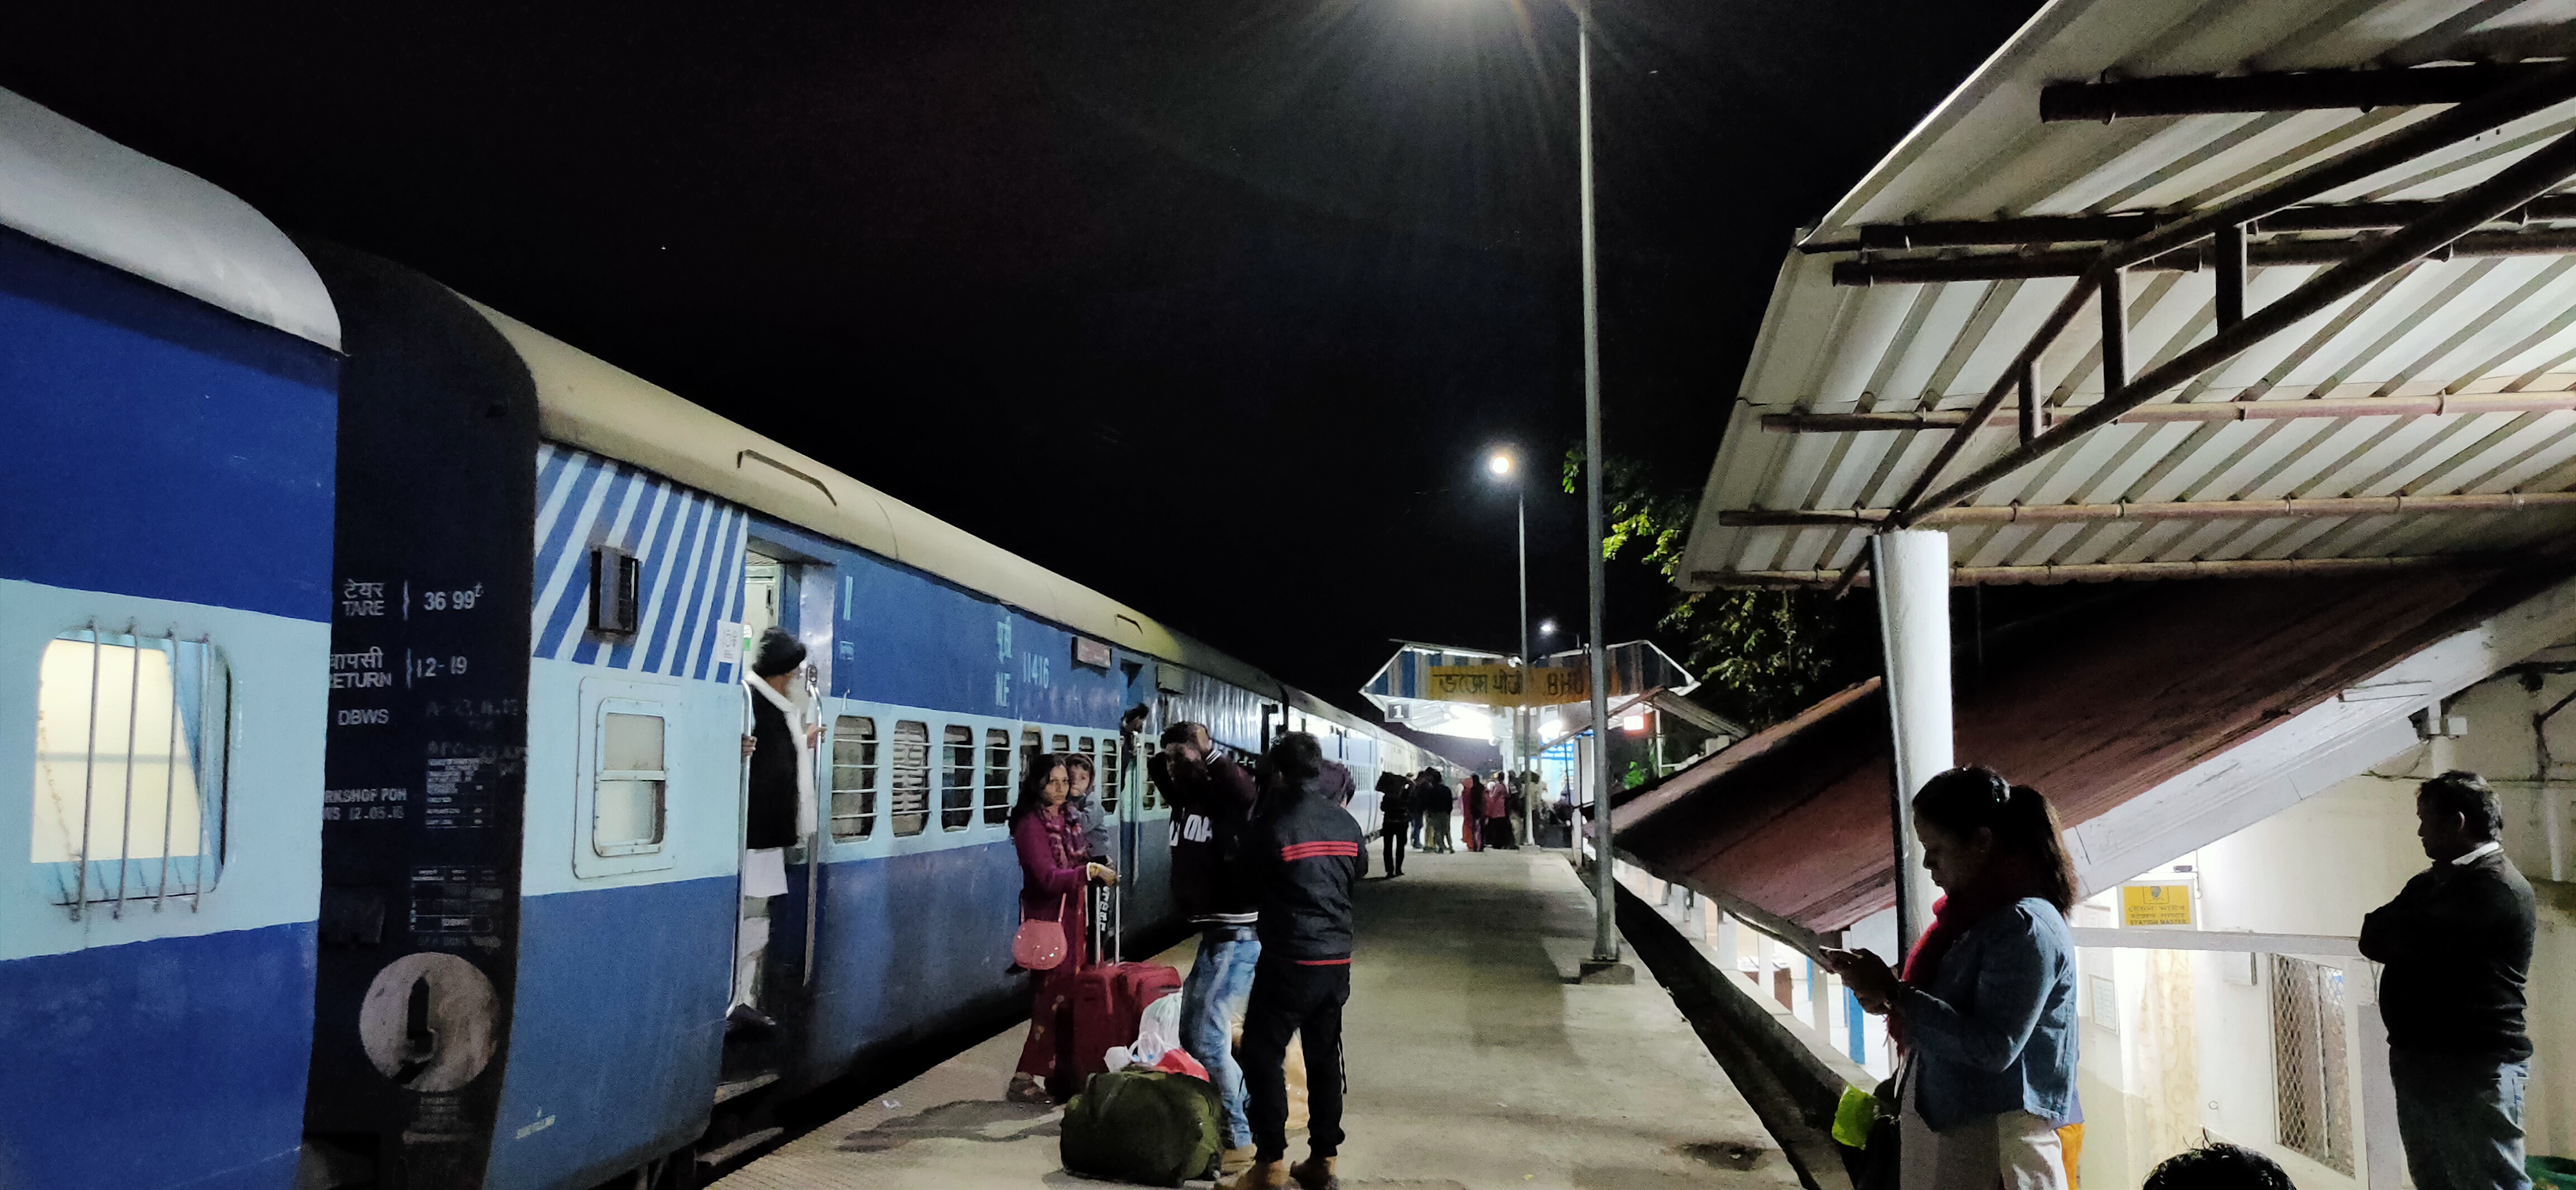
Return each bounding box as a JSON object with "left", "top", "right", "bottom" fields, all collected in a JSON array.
[
  {"left": 1611, "top": 566, "right": 2576, "bottom": 945},
  {"left": 1684, "top": 0, "right": 2576, "bottom": 592}
]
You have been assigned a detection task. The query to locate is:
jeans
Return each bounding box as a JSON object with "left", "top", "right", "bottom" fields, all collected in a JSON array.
[
  {"left": 1241, "top": 959, "right": 1349, "bottom": 1163},
  {"left": 1180, "top": 925, "right": 1262, "bottom": 1148},
  {"left": 2392, "top": 1050, "right": 2530, "bottom": 1190},
  {"left": 1382, "top": 821, "right": 1407, "bottom": 875}
]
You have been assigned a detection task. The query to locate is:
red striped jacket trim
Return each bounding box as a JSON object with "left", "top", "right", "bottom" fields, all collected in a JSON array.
[
  {"left": 1294, "top": 958, "right": 1352, "bottom": 966},
  {"left": 1279, "top": 840, "right": 1360, "bottom": 861}
]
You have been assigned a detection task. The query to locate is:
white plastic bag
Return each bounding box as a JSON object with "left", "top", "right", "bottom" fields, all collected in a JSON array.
[{"left": 1129, "top": 989, "right": 1183, "bottom": 1065}]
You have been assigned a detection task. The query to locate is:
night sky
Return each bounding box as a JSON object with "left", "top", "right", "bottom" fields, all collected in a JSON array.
[{"left": 4, "top": 0, "right": 2041, "bottom": 719}]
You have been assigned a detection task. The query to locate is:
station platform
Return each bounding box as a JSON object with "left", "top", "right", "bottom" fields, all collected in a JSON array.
[{"left": 714, "top": 848, "right": 1803, "bottom": 1190}]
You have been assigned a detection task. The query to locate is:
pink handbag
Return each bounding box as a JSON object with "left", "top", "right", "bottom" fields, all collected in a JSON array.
[{"left": 1012, "top": 894, "right": 1070, "bottom": 971}]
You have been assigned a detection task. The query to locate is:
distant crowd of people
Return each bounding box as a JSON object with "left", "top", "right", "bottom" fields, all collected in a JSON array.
[
  {"left": 1371, "top": 767, "right": 1550, "bottom": 875},
  {"left": 1817, "top": 766, "right": 2535, "bottom": 1190}
]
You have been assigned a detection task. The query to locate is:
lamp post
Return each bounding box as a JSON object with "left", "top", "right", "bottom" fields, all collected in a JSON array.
[
  {"left": 1571, "top": 0, "right": 1623, "bottom": 976},
  {"left": 1486, "top": 448, "right": 1530, "bottom": 833}
]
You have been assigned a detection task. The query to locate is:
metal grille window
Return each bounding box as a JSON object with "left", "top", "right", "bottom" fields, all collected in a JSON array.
[
  {"left": 940, "top": 725, "right": 975, "bottom": 832},
  {"left": 2271, "top": 955, "right": 2354, "bottom": 1174},
  {"left": 1140, "top": 741, "right": 1159, "bottom": 811},
  {"left": 593, "top": 709, "right": 667, "bottom": 855},
  {"left": 1020, "top": 728, "right": 1041, "bottom": 777},
  {"left": 983, "top": 729, "right": 1011, "bottom": 825},
  {"left": 888, "top": 720, "right": 930, "bottom": 836},
  {"left": 31, "top": 625, "right": 229, "bottom": 915},
  {"left": 1051, "top": 733, "right": 1069, "bottom": 754},
  {"left": 830, "top": 716, "right": 877, "bottom": 840},
  {"left": 1076, "top": 737, "right": 1098, "bottom": 818},
  {"left": 1101, "top": 739, "right": 1120, "bottom": 813}
]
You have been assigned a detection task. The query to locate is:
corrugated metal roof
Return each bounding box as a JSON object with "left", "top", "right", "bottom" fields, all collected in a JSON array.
[
  {"left": 1682, "top": 0, "right": 2576, "bottom": 588},
  {"left": 1611, "top": 567, "right": 2566, "bottom": 935}
]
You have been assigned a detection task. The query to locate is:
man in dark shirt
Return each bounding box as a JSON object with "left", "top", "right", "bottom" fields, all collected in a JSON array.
[
  {"left": 1373, "top": 771, "right": 1411, "bottom": 877},
  {"left": 1225, "top": 732, "right": 1366, "bottom": 1190},
  {"left": 2360, "top": 770, "right": 2537, "bottom": 1190},
  {"left": 1152, "top": 721, "right": 1263, "bottom": 1176}
]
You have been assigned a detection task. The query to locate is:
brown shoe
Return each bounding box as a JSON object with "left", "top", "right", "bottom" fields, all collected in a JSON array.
[
  {"left": 1221, "top": 1159, "right": 1288, "bottom": 1189},
  {"left": 1003, "top": 1073, "right": 1056, "bottom": 1105},
  {"left": 1220, "top": 1144, "right": 1258, "bottom": 1176},
  {"left": 1289, "top": 1154, "right": 1339, "bottom": 1190}
]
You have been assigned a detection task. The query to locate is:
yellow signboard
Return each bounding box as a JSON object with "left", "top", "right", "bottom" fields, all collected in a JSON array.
[
  {"left": 1422, "top": 664, "right": 1522, "bottom": 704},
  {"left": 1422, "top": 664, "right": 1597, "bottom": 707},
  {"left": 2120, "top": 884, "right": 2194, "bottom": 927}
]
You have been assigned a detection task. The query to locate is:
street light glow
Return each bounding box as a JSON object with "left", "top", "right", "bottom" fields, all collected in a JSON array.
[
  {"left": 1538, "top": 619, "right": 1556, "bottom": 636},
  {"left": 1486, "top": 450, "right": 1513, "bottom": 476}
]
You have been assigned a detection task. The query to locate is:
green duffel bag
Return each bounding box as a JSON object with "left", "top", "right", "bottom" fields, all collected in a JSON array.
[{"left": 1059, "top": 1068, "right": 1221, "bottom": 1187}]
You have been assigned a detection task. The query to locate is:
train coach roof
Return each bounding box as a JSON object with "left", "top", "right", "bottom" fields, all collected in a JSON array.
[
  {"left": 470, "top": 300, "right": 1288, "bottom": 700},
  {"left": 0, "top": 88, "right": 339, "bottom": 351}
]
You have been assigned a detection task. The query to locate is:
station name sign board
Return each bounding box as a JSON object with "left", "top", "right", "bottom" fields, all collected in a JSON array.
[{"left": 1422, "top": 664, "right": 1598, "bottom": 707}]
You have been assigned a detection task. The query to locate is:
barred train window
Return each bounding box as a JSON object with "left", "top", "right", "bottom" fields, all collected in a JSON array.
[
  {"left": 1077, "top": 738, "right": 1098, "bottom": 814},
  {"left": 31, "top": 626, "right": 229, "bottom": 911},
  {"left": 1051, "top": 734, "right": 1068, "bottom": 754},
  {"left": 1101, "top": 738, "right": 1119, "bottom": 813},
  {"left": 594, "top": 710, "right": 667, "bottom": 854},
  {"left": 940, "top": 725, "right": 974, "bottom": 832},
  {"left": 1140, "top": 740, "right": 1158, "bottom": 811},
  {"left": 1020, "top": 728, "right": 1040, "bottom": 778},
  {"left": 983, "top": 729, "right": 1011, "bottom": 825},
  {"left": 2271, "top": 955, "right": 2354, "bottom": 1175},
  {"left": 888, "top": 721, "right": 930, "bottom": 835},
  {"left": 830, "top": 716, "right": 877, "bottom": 840}
]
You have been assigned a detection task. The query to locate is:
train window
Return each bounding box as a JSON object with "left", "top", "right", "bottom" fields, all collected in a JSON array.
[
  {"left": 888, "top": 721, "right": 930, "bottom": 835},
  {"left": 1139, "top": 740, "right": 1158, "bottom": 811},
  {"left": 1020, "top": 728, "right": 1040, "bottom": 775},
  {"left": 1051, "top": 734, "right": 1069, "bottom": 754},
  {"left": 594, "top": 710, "right": 668, "bottom": 855},
  {"left": 1101, "top": 739, "right": 1119, "bottom": 813},
  {"left": 940, "top": 725, "right": 974, "bottom": 832},
  {"left": 31, "top": 626, "right": 229, "bottom": 911},
  {"left": 983, "top": 729, "right": 1011, "bottom": 826},
  {"left": 830, "top": 716, "right": 877, "bottom": 840}
]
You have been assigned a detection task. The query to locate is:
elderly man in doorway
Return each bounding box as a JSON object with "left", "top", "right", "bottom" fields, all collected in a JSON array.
[{"left": 2360, "top": 769, "right": 2538, "bottom": 1190}]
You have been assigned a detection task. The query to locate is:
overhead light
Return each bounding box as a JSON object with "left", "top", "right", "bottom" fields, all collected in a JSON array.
[
  {"left": 1619, "top": 713, "right": 1649, "bottom": 733},
  {"left": 1486, "top": 450, "right": 1514, "bottom": 476}
]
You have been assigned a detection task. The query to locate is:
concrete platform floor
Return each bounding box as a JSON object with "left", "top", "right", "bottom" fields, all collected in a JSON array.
[{"left": 715, "top": 848, "right": 1803, "bottom": 1190}]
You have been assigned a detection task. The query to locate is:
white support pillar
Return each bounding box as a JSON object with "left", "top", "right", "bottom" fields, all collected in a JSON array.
[{"left": 1872, "top": 530, "right": 1953, "bottom": 950}]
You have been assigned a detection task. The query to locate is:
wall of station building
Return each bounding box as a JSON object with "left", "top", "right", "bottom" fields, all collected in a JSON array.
[{"left": 2073, "top": 652, "right": 2576, "bottom": 1189}]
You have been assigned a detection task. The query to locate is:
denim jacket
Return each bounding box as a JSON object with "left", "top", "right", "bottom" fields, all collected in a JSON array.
[{"left": 1899, "top": 896, "right": 2078, "bottom": 1132}]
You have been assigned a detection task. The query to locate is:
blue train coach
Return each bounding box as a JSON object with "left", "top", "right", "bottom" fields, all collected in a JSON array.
[
  {"left": 0, "top": 88, "right": 1442, "bottom": 1190},
  {"left": 0, "top": 89, "right": 340, "bottom": 1189}
]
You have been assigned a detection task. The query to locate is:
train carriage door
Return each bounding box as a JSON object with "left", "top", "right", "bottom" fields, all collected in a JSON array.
[{"left": 729, "top": 546, "right": 834, "bottom": 1056}]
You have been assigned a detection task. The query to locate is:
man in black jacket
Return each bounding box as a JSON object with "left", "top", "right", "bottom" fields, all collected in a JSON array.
[
  {"left": 1225, "top": 732, "right": 1366, "bottom": 1190},
  {"left": 1373, "top": 771, "right": 1411, "bottom": 877},
  {"left": 1152, "top": 721, "right": 1264, "bottom": 1175},
  {"left": 2360, "top": 770, "right": 2537, "bottom": 1190}
]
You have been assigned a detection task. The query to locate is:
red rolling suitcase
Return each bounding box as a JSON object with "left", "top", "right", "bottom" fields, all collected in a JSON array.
[{"left": 1071, "top": 961, "right": 1184, "bottom": 1080}]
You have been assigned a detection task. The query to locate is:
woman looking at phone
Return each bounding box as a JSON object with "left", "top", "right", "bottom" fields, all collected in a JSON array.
[{"left": 1822, "top": 767, "right": 2080, "bottom": 1190}]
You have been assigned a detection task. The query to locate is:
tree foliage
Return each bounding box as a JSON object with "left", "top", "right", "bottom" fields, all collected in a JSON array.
[{"left": 1564, "top": 450, "right": 1871, "bottom": 728}]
